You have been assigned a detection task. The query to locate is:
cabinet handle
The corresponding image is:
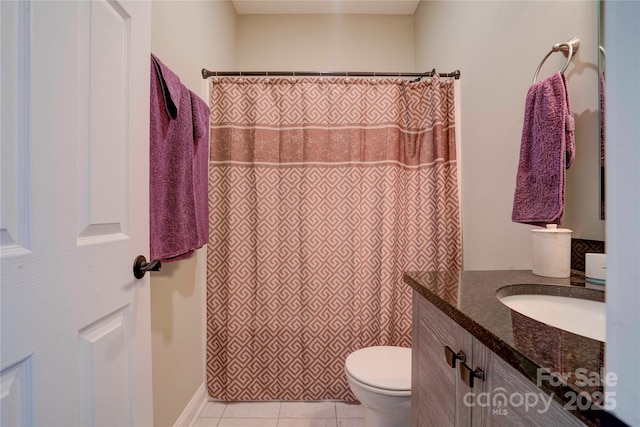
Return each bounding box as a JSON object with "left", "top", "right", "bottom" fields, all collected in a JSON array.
[
  {"left": 459, "top": 362, "right": 485, "bottom": 388},
  {"left": 444, "top": 346, "right": 466, "bottom": 368}
]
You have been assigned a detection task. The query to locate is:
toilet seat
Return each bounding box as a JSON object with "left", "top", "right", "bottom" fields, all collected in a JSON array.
[{"left": 345, "top": 346, "right": 411, "bottom": 393}]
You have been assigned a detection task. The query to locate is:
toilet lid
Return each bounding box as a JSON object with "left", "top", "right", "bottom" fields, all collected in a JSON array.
[{"left": 345, "top": 346, "right": 411, "bottom": 391}]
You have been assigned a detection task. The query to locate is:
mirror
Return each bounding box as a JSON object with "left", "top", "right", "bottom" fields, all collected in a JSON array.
[
  {"left": 598, "top": 0, "right": 606, "bottom": 220},
  {"left": 560, "top": 0, "right": 605, "bottom": 241}
]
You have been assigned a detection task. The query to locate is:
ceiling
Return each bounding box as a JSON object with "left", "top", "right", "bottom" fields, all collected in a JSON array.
[{"left": 231, "top": 0, "right": 421, "bottom": 15}]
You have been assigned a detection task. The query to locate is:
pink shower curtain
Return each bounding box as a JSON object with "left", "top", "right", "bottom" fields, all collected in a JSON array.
[{"left": 206, "top": 76, "right": 461, "bottom": 401}]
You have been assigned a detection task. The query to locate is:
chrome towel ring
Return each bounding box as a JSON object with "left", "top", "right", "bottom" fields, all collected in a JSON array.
[{"left": 532, "top": 37, "right": 580, "bottom": 84}]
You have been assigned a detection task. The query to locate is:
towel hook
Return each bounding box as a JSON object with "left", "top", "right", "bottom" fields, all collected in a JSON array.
[{"left": 532, "top": 37, "right": 580, "bottom": 84}]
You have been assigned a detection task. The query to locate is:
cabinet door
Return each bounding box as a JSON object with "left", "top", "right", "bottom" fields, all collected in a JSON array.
[
  {"left": 411, "top": 292, "right": 587, "bottom": 427},
  {"left": 469, "top": 331, "right": 491, "bottom": 427},
  {"left": 475, "top": 340, "right": 586, "bottom": 427},
  {"left": 413, "top": 292, "right": 472, "bottom": 426}
]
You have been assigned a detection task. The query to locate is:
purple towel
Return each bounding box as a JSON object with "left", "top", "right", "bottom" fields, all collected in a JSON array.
[
  {"left": 190, "top": 88, "right": 210, "bottom": 255},
  {"left": 150, "top": 54, "right": 210, "bottom": 262},
  {"left": 512, "top": 72, "right": 575, "bottom": 226}
]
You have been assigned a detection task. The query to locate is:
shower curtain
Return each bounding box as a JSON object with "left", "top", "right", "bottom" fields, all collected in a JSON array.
[{"left": 206, "top": 76, "right": 461, "bottom": 401}]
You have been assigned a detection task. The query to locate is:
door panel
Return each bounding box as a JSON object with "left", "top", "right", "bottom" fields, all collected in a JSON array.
[
  {"left": 1, "top": 1, "right": 152, "bottom": 425},
  {"left": 77, "top": 0, "right": 130, "bottom": 242},
  {"left": 0, "top": 0, "right": 31, "bottom": 256},
  {"left": 79, "top": 307, "right": 132, "bottom": 427},
  {"left": 0, "top": 358, "right": 33, "bottom": 427}
]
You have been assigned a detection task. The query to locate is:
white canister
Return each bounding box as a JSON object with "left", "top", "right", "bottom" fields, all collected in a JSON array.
[{"left": 531, "top": 224, "right": 572, "bottom": 278}]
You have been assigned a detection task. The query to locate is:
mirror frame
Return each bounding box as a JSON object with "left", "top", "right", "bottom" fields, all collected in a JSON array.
[{"left": 598, "top": 0, "right": 606, "bottom": 220}]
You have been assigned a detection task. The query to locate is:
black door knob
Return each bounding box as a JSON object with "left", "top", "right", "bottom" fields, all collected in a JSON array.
[{"left": 133, "top": 255, "right": 161, "bottom": 279}]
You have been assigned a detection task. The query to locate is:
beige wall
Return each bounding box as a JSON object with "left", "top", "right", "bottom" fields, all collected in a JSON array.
[
  {"left": 152, "top": 1, "right": 236, "bottom": 93},
  {"left": 149, "top": 11, "right": 411, "bottom": 425},
  {"left": 147, "top": 3, "right": 605, "bottom": 421},
  {"left": 414, "top": 1, "right": 603, "bottom": 270},
  {"left": 150, "top": 1, "right": 236, "bottom": 426},
  {"left": 237, "top": 14, "right": 415, "bottom": 71}
]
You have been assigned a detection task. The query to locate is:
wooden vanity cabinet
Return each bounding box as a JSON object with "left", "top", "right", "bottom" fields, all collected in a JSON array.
[
  {"left": 411, "top": 291, "right": 586, "bottom": 427},
  {"left": 411, "top": 290, "right": 472, "bottom": 426}
]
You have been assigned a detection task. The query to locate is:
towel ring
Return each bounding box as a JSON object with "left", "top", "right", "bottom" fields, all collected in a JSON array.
[
  {"left": 532, "top": 37, "right": 580, "bottom": 84},
  {"left": 599, "top": 45, "right": 606, "bottom": 72}
]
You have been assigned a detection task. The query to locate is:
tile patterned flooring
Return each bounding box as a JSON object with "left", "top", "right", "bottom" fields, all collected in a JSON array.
[{"left": 194, "top": 401, "right": 365, "bottom": 427}]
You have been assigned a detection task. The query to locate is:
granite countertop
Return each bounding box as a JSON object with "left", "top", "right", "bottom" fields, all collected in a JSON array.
[{"left": 403, "top": 270, "right": 606, "bottom": 427}]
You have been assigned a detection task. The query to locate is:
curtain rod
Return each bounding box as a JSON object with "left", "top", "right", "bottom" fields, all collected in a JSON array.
[{"left": 201, "top": 68, "right": 461, "bottom": 80}]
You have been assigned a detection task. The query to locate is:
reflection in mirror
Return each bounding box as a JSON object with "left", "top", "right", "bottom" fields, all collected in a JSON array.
[
  {"left": 555, "top": 1, "right": 604, "bottom": 241},
  {"left": 599, "top": 0, "right": 606, "bottom": 220}
]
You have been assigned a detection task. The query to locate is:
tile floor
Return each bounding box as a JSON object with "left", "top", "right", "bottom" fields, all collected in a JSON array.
[{"left": 193, "top": 401, "right": 365, "bottom": 427}]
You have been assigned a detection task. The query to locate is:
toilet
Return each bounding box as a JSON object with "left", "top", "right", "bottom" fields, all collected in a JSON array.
[{"left": 344, "top": 346, "right": 412, "bottom": 427}]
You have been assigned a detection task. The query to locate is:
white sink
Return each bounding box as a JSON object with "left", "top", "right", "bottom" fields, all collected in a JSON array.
[{"left": 498, "top": 293, "right": 605, "bottom": 342}]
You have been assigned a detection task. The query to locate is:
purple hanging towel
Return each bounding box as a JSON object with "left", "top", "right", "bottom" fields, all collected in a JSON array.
[
  {"left": 512, "top": 72, "right": 575, "bottom": 226},
  {"left": 150, "top": 54, "right": 210, "bottom": 262}
]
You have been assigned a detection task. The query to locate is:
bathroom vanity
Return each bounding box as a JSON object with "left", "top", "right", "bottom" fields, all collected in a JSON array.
[{"left": 404, "top": 271, "right": 606, "bottom": 427}]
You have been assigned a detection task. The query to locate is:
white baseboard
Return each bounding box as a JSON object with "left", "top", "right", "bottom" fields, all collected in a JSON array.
[{"left": 173, "top": 382, "right": 208, "bottom": 427}]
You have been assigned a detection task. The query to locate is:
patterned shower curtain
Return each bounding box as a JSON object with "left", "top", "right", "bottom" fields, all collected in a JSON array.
[{"left": 206, "top": 76, "right": 461, "bottom": 401}]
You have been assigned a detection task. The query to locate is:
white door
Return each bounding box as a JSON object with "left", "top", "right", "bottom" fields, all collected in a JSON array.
[{"left": 1, "top": 1, "right": 152, "bottom": 426}]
